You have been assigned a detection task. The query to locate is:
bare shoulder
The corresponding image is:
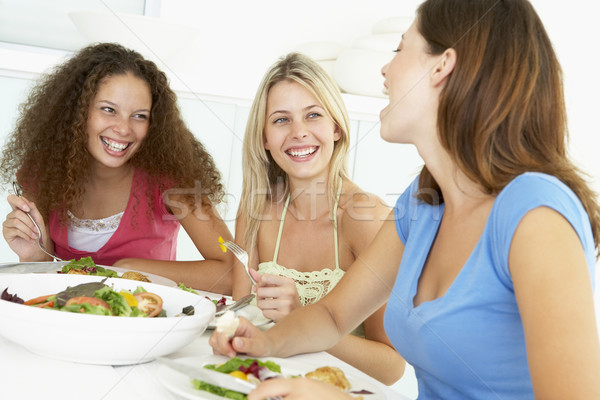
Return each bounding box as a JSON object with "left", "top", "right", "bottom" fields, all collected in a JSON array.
[
  {"left": 339, "top": 181, "right": 391, "bottom": 253},
  {"left": 340, "top": 181, "right": 391, "bottom": 227}
]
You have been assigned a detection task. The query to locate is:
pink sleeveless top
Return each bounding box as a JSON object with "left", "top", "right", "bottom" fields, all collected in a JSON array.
[{"left": 49, "top": 169, "right": 180, "bottom": 266}]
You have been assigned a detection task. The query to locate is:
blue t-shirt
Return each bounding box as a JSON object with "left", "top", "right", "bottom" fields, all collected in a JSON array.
[{"left": 384, "top": 172, "right": 595, "bottom": 399}]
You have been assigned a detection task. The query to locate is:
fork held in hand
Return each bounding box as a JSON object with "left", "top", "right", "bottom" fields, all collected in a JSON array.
[
  {"left": 12, "top": 181, "right": 62, "bottom": 262},
  {"left": 222, "top": 241, "right": 257, "bottom": 285}
]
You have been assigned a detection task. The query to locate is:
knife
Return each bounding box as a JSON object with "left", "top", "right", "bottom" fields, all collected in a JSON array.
[
  {"left": 157, "top": 357, "right": 256, "bottom": 394},
  {"left": 215, "top": 293, "right": 255, "bottom": 316}
]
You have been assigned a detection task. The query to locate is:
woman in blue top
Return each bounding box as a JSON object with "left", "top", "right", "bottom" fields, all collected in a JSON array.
[{"left": 210, "top": 0, "right": 600, "bottom": 398}]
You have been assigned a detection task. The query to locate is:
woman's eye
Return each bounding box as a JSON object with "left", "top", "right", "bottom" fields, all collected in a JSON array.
[
  {"left": 101, "top": 106, "right": 115, "bottom": 113},
  {"left": 307, "top": 112, "right": 321, "bottom": 119},
  {"left": 133, "top": 113, "right": 149, "bottom": 120},
  {"left": 273, "top": 117, "right": 288, "bottom": 124}
]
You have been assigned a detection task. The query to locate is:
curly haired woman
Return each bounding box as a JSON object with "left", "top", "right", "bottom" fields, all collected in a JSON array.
[{"left": 0, "top": 43, "right": 233, "bottom": 294}]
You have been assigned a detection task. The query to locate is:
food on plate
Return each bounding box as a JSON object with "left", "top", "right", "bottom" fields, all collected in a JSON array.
[
  {"left": 192, "top": 357, "right": 282, "bottom": 399},
  {"left": 0, "top": 280, "right": 193, "bottom": 318},
  {"left": 215, "top": 310, "right": 240, "bottom": 337},
  {"left": 190, "top": 358, "right": 372, "bottom": 399},
  {"left": 60, "top": 257, "right": 119, "bottom": 277},
  {"left": 305, "top": 366, "right": 351, "bottom": 391},
  {"left": 178, "top": 282, "right": 200, "bottom": 294},
  {"left": 120, "top": 271, "right": 151, "bottom": 282},
  {"left": 60, "top": 256, "right": 153, "bottom": 283},
  {"left": 66, "top": 268, "right": 89, "bottom": 275}
]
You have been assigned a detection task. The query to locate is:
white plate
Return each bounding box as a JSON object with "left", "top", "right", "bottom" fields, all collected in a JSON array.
[
  {"left": 157, "top": 355, "right": 385, "bottom": 399},
  {"left": 0, "top": 261, "right": 177, "bottom": 287},
  {"left": 207, "top": 304, "right": 273, "bottom": 330},
  {"left": 0, "top": 273, "right": 215, "bottom": 365}
]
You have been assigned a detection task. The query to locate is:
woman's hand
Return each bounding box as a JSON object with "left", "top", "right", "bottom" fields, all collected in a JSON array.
[
  {"left": 209, "top": 316, "right": 272, "bottom": 358},
  {"left": 2, "top": 194, "right": 50, "bottom": 261},
  {"left": 248, "top": 377, "right": 353, "bottom": 400},
  {"left": 251, "top": 269, "right": 302, "bottom": 322}
]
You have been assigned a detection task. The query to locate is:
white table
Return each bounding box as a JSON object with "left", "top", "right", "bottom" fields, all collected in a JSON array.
[
  {"left": 0, "top": 264, "right": 409, "bottom": 400},
  {"left": 0, "top": 328, "right": 408, "bottom": 400}
]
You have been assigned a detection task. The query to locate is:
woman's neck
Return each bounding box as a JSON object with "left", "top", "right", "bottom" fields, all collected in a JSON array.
[
  {"left": 287, "top": 177, "right": 332, "bottom": 221},
  {"left": 89, "top": 164, "right": 135, "bottom": 188},
  {"left": 418, "top": 140, "right": 492, "bottom": 213}
]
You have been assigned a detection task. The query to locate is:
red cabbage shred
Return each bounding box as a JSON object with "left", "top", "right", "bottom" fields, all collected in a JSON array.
[{"left": 1, "top": 288, "right": 25, "bottom": 304}]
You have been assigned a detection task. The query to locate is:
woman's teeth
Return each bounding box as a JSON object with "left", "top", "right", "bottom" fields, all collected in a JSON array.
[
  {"left": 286, "top": 146, "right": 317, "bottom": 158},
  {"left": 101, "top": 137, "right": 129, "bottom": 152}
]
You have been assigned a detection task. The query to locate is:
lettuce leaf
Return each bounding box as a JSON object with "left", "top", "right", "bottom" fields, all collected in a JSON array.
[
  {"left": 61, "top": 257, "right": 118, "bottom": 277},
  {"left": 191, "top": 380, "right": 247, "bottom": 400},
  {"left": 55, "top": 280, "right": 108, "bottom": 306},
  {"left": 61, "top": 302, "right": 112, "bottom": 316},
  {"left": 206, "top": 357, "right": 281, "bottom": 374},
  {"left": 94, "top": 286, "right": 135, "bottom": 317},
  {"left": 177, "top": 283, "right": 199, "bottom": 295}
]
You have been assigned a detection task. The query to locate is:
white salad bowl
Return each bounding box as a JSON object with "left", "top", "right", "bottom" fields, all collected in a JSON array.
[{"left": 0, "top": 273, "right": 215, "bottom": 365}]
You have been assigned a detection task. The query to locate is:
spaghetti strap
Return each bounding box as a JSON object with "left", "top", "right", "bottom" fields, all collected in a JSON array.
[
  {"left": 272, "top": 194, "right": 291, "bottom": 263},
  {"left": 333, "top": 180, "right": 342, "bottom": 270},
  {"left": 273, "top": 180, "right": 342, "bottom": 268}
]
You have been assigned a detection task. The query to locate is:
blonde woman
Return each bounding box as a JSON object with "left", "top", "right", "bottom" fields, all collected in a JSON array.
[{"left": 232, "top": 52, "right": 405, "bottom": 384}]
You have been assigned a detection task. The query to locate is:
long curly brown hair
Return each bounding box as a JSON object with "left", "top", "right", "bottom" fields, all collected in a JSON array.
[{"left": 0, "top": 42, "right": 224, "bottom": 223}]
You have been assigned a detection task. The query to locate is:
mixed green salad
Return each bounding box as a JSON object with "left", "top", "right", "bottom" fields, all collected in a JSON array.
[
  {"left": 1, "top": 280, "right": 195, "bottom": 318},
  {"left": 192, "top": 357, "right": 282, "bottom": 400},
  {"left": 59, "top": 256, "right": 119, "bottom": 277}
]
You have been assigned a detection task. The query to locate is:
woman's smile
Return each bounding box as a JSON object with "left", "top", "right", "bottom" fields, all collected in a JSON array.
[
  {"left": 100, "top": 136, "right": 132, "bottom": 155},
  {"left": 285, "top": 145, "right": 319, "bottom": 160}
]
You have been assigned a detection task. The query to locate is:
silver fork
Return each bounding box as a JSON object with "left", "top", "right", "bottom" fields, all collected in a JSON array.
[
  {"left": 222, "top": 241, "right": 257, "bottom": 285},
  {"left": 12, "top": 181, "right": 62, "bottom": 262}
]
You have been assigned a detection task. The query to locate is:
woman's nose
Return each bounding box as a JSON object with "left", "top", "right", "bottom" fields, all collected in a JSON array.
[
  {"left": 112, "top": 117, "right": 131, "bottom": 136},
  {"left": 381, "top": 62, "right": 390, "bottom": 78},
  {"left": 291, "top": 120, "right": 308, "bottom": 139}
]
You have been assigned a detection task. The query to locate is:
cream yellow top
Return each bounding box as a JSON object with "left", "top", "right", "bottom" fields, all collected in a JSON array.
[{"left": 257, "top": 186, "right": 344, "bottom": 307}]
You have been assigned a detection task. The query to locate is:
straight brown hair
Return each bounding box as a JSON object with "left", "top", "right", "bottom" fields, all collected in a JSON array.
[{"left": 415, "top": 0, "right": 600, "bottom": 252}]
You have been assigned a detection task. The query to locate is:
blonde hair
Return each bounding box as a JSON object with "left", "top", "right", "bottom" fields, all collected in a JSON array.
[{"left": 239, "top": 52, "right": 351, "bottom": 254}]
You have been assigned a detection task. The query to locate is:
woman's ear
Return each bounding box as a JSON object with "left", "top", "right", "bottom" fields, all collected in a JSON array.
[
  {"left": 333, "top": 125, "right": 342, "bottom": 142},
  {"left": 431, "top": 48, "right": 457, "bottom": 87}
]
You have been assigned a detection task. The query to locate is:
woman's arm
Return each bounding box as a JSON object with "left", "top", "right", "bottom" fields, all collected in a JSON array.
[
  {"left": 327, "top": 305, "right": 405, "bottom": 385},
  {"left": 211, "top": 214, "right": 404, "bottom": 360},
  {"left": 510, "top": 207, "right": 600, "bottom": 398},
  {"left": 324, "top": 192, "right": 405, "bottom": 385},
  {"left": 248, "top": 377, "right": 353, "bottom": 400},
  {"left": 3, "top": 194, "right": 52, "bottom": 262},
  {"left": 114, "top": 199, "right": 234, "bottom": 294}
]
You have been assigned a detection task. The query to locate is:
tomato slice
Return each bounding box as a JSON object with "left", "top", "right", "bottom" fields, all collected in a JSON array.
[
  {"left": 24, "top": 294, "right": 54, "bottom": 306},
  {"left": 133, "top": 292, "right": 163, "bottom": 317},
  {"left": 32, "top": 300, "right": 55, "bottom": 308},
  {"left": 65, "top": 296, "right": 111, "bottom": 312}
]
